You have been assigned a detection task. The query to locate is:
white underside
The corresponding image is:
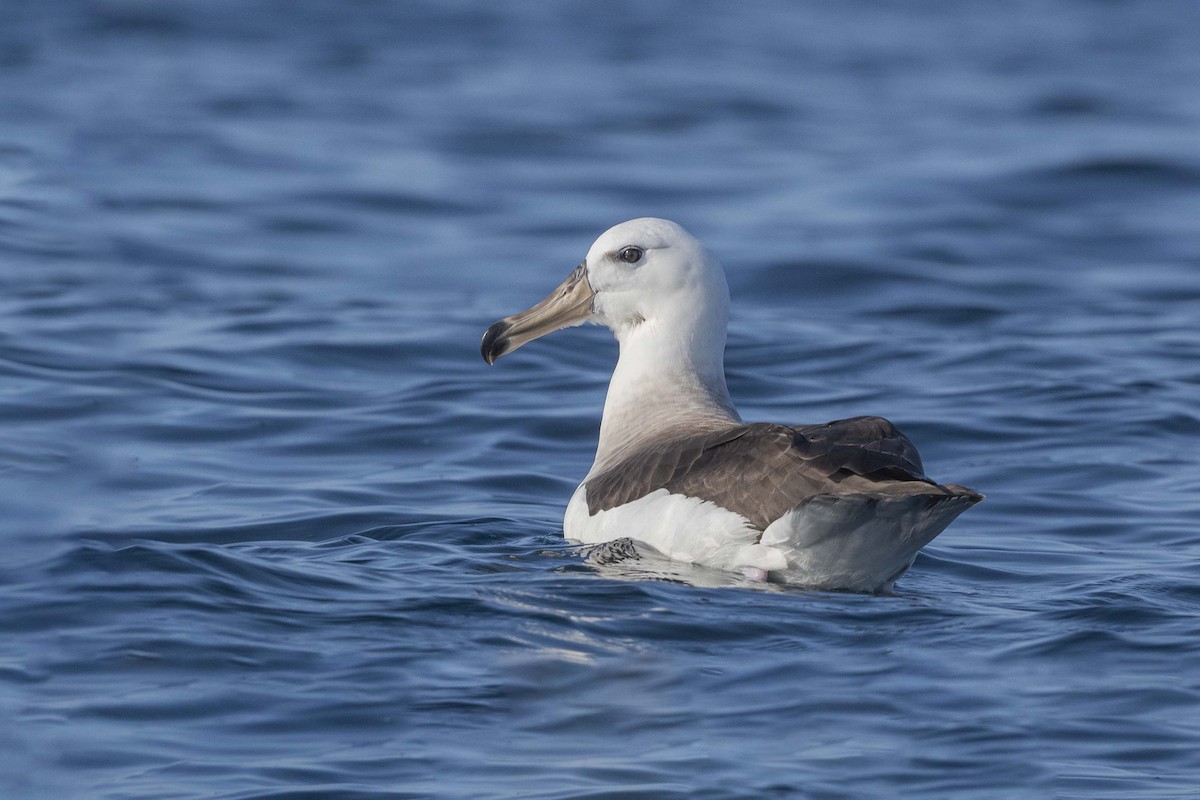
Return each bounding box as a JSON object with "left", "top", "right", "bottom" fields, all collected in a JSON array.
[
  {"left": 565, "top": 483, "right": 971, "bottom": 592},
  {"left": 565, "top": 485, "right": 788, "bottom": 575}
]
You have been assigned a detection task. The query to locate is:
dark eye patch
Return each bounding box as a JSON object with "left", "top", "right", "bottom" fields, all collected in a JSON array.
[{"left": 618, "top": 246, "right": 644, "bottom": 264}]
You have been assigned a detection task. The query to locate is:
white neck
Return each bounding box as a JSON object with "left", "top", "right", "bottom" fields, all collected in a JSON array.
[{"left": 591, "top": 309, "right": 740, "bottom": 474}]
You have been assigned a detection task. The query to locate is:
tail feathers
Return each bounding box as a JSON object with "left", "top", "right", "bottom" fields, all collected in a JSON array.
[{"left": 759, "top": 488, "right": 981, "bottom": 592}]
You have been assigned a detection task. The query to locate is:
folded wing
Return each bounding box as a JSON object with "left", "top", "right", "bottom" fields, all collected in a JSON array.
[{"left": 585, "top": 416, "right": 979, "bottom": 531}]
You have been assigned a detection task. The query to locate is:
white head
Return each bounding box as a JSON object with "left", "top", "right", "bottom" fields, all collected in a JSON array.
[{"left": 481, "top": 217, "right": 730, "bottom": 366}]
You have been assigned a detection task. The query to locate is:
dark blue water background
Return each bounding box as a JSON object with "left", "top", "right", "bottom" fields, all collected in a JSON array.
[{"left": 2, "top": 2, "right": 1199, "bottom": 797}]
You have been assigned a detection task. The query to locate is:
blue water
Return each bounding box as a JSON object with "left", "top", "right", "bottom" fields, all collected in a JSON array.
[{"left": 3, "top": 1, "right": 1200, "bottom": 797}]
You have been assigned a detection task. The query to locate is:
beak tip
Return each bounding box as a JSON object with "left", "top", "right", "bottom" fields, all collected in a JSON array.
[{"left": 481, "top": 321, "right": 510, "bottom": 365}]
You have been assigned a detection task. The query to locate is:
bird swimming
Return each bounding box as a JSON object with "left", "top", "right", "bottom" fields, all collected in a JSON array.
[{"left": 481, "top": 218, "right": 981, "bottom": 592}]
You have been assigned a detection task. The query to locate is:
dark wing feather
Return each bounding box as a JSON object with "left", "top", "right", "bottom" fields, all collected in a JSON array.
[
  {"left": 791, "top": 415, "right": 926, "bottom": 480},
  {"left": 586, "top": 416, "right": 948, "bottom": 531}
]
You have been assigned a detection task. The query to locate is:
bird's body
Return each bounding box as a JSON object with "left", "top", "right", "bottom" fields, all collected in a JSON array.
[{"left": 482, "top": 218, "right": 980, "bottom": 592}]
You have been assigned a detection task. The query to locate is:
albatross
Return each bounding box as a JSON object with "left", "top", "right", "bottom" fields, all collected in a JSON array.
[{"left": 481, "top": 218, "right": 981, "bottom": 592}]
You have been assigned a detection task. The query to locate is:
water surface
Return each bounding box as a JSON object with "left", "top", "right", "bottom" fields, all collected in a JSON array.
[{"left": 2, "top": 2, "right": 1200, "bottom": 798}]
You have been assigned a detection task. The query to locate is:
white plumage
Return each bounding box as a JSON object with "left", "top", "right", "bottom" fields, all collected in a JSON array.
[{"left": 483, "top": 218, "right": 980, "bottom": 592}]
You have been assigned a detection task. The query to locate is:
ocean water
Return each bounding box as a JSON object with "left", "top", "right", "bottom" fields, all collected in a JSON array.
[{"left": 2, "top": 1, "right": 1199, "bottom": 797}]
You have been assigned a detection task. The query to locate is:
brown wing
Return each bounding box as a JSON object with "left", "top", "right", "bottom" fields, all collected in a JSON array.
[
  {"left": 585, "top": 416, "right": 945, "bottom": 530},
  {"left": 791, "top": 415, "right": 926, "bottom": 480}
]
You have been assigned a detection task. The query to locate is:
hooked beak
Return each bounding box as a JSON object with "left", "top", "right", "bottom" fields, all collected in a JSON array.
[{"left": 481, "top": 262, "right": 595, "bottom": 364}]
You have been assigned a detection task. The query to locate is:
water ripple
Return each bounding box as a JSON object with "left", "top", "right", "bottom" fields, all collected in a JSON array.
[{"left": 3, "top": 1, "right": 1200, "bottom": 798}]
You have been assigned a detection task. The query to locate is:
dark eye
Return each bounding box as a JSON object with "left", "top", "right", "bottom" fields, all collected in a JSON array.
[{"left": 618, "top": 246, "right": 644, "bottom": 264}]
